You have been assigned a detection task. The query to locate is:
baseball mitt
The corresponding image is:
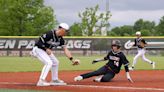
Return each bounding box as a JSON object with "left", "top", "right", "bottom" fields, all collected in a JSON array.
[{"left": 72, "top": 59, "right": 80, "bottom": 65}]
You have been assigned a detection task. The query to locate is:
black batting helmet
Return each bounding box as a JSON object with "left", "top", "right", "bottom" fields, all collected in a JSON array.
[{"left": 111, "top": 40, "right": 121, "bottom": 48}]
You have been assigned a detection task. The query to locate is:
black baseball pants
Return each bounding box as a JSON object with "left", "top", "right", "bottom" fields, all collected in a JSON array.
[{"left": 80, "top": 66, "right": 115, "bottom": 82}]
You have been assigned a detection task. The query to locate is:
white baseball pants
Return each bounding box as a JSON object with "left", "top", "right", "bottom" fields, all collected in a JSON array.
[
  {"left": 132, "top": 49, "right": 153, "bottom": 67},
  {"left": 31, "top": 46, "right": 59, "bottom": 81}
]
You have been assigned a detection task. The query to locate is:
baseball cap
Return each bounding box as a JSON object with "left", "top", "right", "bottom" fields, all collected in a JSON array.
[
  {"left": 59, "top": 23, "right": 70, "bottom": 32},
  {"left": 136, "top": 31, "right": 141, "bottom": 35}
]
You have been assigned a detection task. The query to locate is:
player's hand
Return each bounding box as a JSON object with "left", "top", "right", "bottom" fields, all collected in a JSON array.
[
  {"left": 127, "top": 78, "right": 134, "bottom": 83},
  {"left": 46, "top": 48, "right": 52, "bottom": 55},
  {"left": 92, "top": 58, "right": 103, "bottom": 64},
  {"left": 92, "top": 60, "right": 99, "bottom": 64},
  {"left": 126, "top": 72, "right": 134, "bottom": 83},
  {"left": 72, "top": 59, "right": 80, "bottom": 66}
]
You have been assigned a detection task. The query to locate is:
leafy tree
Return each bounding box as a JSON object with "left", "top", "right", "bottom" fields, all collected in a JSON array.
[
  {"left": 140, "top": 29, "right": 151, "bottom": 36},
  {"left": 78, "top": 5, "right": 111, "bottom": 36},
  {"left": 108, "top": 25, "right": 133, "bottom": 36},
  {"left": 156, "top": 16, "right": 164, "bottom": 36},
  {"left": 68, "top": 23, "right": 82, "bottom": 36},
  {"left": 133, "top": 19, "right": 155, "bottom": 35},
  {"left": 0, "top": 0, "right": 56, "bottom": 36}
]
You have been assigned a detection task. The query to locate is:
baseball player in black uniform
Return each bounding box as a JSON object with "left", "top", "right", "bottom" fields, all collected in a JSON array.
[
  {"left": 31, "top": 23, "right": 80, "bottom": 86},
  {"left": 74, "top": 40, "right": 133, "bottom": 83},
  {"left": 129, "top": 31, "right": 155, "bottom": 70}
]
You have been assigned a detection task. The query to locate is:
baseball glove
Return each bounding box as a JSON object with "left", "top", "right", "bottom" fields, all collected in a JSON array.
[
  {"left": 72, "top": 59, "right": 80, "bottom": 65},
  {"left": 140, "top": 41, "right": 146, "bottom": 48}
]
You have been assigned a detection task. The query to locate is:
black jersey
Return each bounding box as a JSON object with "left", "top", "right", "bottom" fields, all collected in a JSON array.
[
  {"left": 35, "top": 30, "right": 65, "bottom": 51},
  {"left": 104, "top": 50, "right": 129, "bottom": 74},
  {"left": 134, "top": 38, "right": 147, "bottom": 49}
]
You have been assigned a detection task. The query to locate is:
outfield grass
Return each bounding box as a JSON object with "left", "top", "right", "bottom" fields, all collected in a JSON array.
[{"left": 0, "top": 55, "right": 163, "bottom": 72}]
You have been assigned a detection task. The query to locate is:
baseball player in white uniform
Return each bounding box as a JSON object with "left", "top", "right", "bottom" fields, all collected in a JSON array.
[
  {"left": 31, "top": 23, "right": 80, "bottom": 86},
  {"left": 129, "top": 31, "right": 155, "bottom": 70}
]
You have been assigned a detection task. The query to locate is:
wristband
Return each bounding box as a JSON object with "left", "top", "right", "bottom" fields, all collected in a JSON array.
[{"left": 69, "top": 57, "right": 73, "bottom": 61}]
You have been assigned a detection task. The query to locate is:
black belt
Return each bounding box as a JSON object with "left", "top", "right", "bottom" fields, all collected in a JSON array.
[{"left": 105, "top": 65, "right": 116, "bottom": 74}]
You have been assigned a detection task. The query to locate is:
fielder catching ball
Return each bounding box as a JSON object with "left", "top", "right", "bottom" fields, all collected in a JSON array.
[
  {"left": 129, "top": 31, "right": 155, "bottom": 70},
  {"left": 31, "top": 23, "right": 80, "bottom": 86},
  {"left": 74, "top": 40, "right": 133, "bottom": 83}
]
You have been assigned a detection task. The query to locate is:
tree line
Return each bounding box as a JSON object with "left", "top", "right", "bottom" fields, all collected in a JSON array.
[{"left": 0, "top": 0, "right": 163, "bottom": 36}]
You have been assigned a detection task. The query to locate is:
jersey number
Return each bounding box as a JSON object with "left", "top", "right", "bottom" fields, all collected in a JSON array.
[{"left": 114, "top": 61, "right": 119, "bottom": 67}]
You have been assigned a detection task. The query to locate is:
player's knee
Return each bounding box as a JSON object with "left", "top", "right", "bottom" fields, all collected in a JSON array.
[
  {"left": 101, "top": 77, "right": 111, "bottom": 82},
  {"left": 52, "top": 60, "right": 59, "bottom": 66},
  {"left": 45, "top": 61, "right": 53, "bottom": 66}
]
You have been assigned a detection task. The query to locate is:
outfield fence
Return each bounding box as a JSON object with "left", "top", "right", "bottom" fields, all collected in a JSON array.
[{"left": 0, "top": 36, "right": 164, "bottom": 57}]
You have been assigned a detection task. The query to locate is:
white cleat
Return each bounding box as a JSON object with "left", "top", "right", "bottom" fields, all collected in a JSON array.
[
  {"left": 93, "top": 75, "right": 103, "bottom": 82},
  {"left": 74, "top": 76, "right": 83, "bottom": 81},
  {"left": 37, "top": 80, "right": 50, "bottom": 86},
  {"left": 152, "top": 62, "right": 156, "bottom": 69},
  {"left": 50, "top": 79, "right": 67, "bottom": 86},
  {"left": 129, "top": 67, "right": 134, "bottom": 71}
]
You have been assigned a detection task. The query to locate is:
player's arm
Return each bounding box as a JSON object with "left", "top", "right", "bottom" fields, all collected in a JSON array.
[
  {"left": 92, "top": 58, "right": 106, "bottom": 64},
  {"left": 122, "top": 54, "right": 134, "bottom": 83},
  {"left": 92, "top": 52, "right": 110, "bottom": 64},
  {"left": 63, "top": 46, "right": 80, "bottom": 65},
  {"left": 124, "top": 65, "right": 133, "bottom": 83}
]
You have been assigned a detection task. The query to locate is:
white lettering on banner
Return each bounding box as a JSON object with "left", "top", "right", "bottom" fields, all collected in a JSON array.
[
  {"left": 0, "top": 40, "right": 5, "bottom": 49},
  {"left": 74, "top": 40, "right": 82, "bottom": 48},
  {"left": 18, "top": 40, "right": 35, "bottom": 49},
  {"left": 124, "top": 40, "right": 164, "bottom": 49},
  {"left": 26, "top": 40, "right": 35, "bottom": 49},
  {"left": 0, "top": 40, "right": 16, "bottom": 49},
  {"left": 82, "top": 40, "right": 92, "bottom": 49},
  {"left": 0, "top": 39, "right": 91, "bottom": 49},
  {"left": 67, "top": 40, "right": 74, "bottom": 48},
  {"left": 66, "top": 40, "right": 92, "bottom": 49},
  {"left": 18, "top": 40, "right": 28, "bottom": 49}
]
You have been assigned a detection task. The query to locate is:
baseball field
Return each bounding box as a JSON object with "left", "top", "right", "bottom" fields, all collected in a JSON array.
[{"left": 0, "top": 55, "right": 164, "bottom": 92}]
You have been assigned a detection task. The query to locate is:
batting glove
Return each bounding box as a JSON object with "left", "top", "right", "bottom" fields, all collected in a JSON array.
[{"left": 92, "top": 60, "right": 99, "bottom": 64}]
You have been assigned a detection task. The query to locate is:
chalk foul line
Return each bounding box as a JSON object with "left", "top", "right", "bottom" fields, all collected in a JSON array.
[{"left": 0, "top": 82, "right": 164, "bottom": 91}]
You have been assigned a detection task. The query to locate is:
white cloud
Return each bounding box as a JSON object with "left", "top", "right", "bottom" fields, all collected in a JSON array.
[
  {"left": 110, "top": 10, "right": 164, "bottom": 27},
  {"left": 44, "top": 0, "right": 164, "bottom": 27}
]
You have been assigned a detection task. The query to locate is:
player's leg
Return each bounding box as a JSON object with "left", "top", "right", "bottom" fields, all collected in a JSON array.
[
  {"left": 130, "top": 49, "right": 142, "bottom": 70},
  {"left": 49, "top": 54, "right": 66, "bottom": 85},
  {"left": 49, "top": 54, "right": 59, "bottom": 80},
  {"left": 74, "top": 66, "right": 107, "bottom": 81},
  {"left": 94, "top": 71, "right": 115, "bottom": 82},
  {"left": 141, "top": 49, "right": 155, "bottom": 69},
  {"left": 34, "top": 47, "right": 53, "bottom": 86}
]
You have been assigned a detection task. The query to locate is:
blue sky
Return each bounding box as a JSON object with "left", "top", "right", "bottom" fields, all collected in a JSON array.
[{"left": 44, "top": 0, "right": 164, "bottom": 28}]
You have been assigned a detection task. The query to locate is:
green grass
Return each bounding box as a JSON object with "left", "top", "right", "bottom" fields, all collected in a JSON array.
[{"left": 0, "top": 55, "right": 163, "bottom": 72}]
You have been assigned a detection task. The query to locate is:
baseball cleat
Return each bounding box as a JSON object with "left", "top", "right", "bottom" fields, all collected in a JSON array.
[
  {"left": 74, "top": 76, "right": 83, "bottom": 81},
  {"left": 93, "top": 75, "right": 103, "bottom": 82},
  {"left": 37, "top": 80, "right": 50, "bottom": 86},
  {"left": 50, "top": 79, "right": 67, "bottom": 86},
  {"left": 152, "top": 62, "right": 156, "bottom": 69}
]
